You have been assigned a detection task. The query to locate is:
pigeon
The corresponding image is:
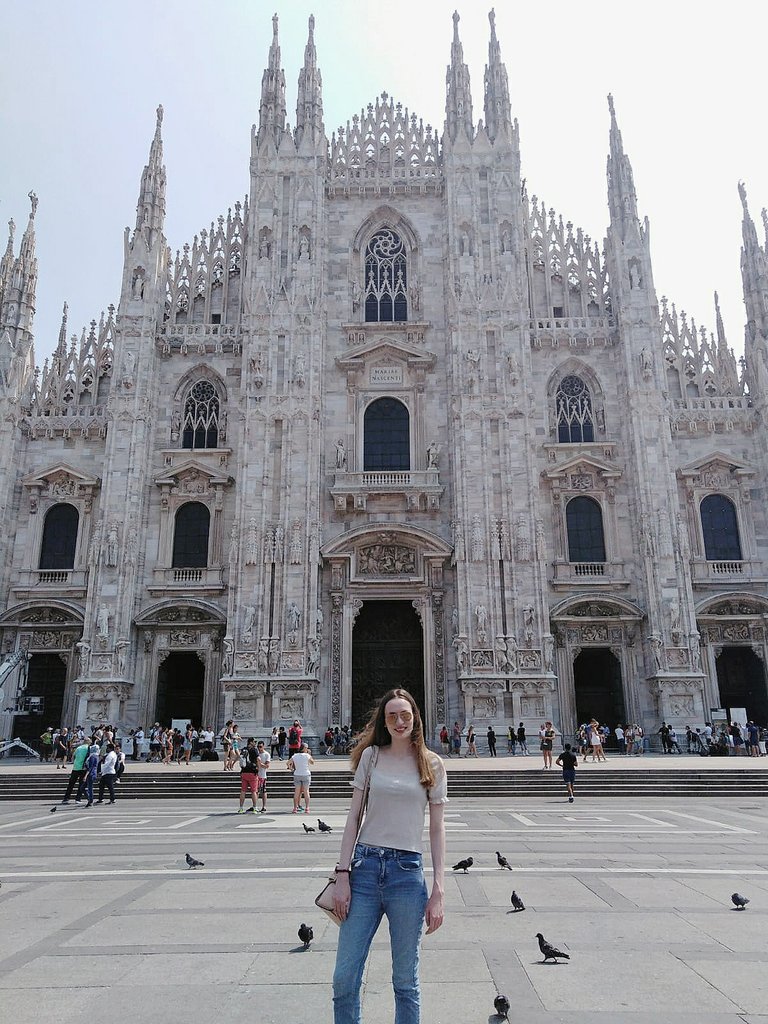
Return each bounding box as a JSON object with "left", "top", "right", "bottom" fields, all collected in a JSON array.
[
  {"left": 302, "top": 822, "right": 316, "bottom": 833},
  {"left": 493, "top": 994, "right": 511, "bottom": 1021},
  {"left": 298, "top": 922, "right": 313, "bottom": 949},
  {"left": 317, "top": 819, "right": 333, "bottom": 833},
  {"left": 185, "top": 853, "right": 204, "bottom": 869},
  {"left": 452, "top": 857, "right": 473, "bottom": 873},
  {"left": 536, "top": 932, "right": 569, "bottom": 963},
  {"left": 49, "top": 806, "right": 57, "bottom": 813},
  {"left": 731, "top": 892, "right": 750, "bottom": 910},
  {"left": 510, "top": 890, "right": 525, "bottom": 911},
  {"left": 496, "top": 851, "right": 513, "bottom": 870}
]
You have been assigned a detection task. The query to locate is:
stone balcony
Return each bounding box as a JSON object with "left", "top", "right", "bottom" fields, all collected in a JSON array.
[
  {"left": 330, "top": 469, "right": 443, "bottom": 513},
  {"left": 690, "top": 558, "right": 768, "bottom": 585},
  {"left": 550, "top": 560, "right": 629, "bottom": 589},
  {"left": 148, "top": 567, "right": 226, "bottom": 594},
  {"left": 11, "top": 569, "right": 89, "bottom": 598},
  {"left": 528, "top": 315, "right": 616, "bottom": 349}
]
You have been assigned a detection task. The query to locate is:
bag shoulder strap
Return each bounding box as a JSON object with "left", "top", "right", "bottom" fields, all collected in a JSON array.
[{"left": 352, "top": 745, "right": 378, "bottom": 841}]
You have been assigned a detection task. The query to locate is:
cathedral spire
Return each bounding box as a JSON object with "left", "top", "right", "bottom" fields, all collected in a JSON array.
[
  {"left": 445, "top": 11, "right": 474, "bottom": 143},
  {"left": 606, "top": 95, "right": 641, "bottom": 243},
  {"left": 483, "top": 8, "right": 511, "bottom": 141},
  {"left": 0, "top": 193, "right": 38, "bottom": 339},
  {"left": 258, "top": 12, "right": 287, "bottom": 145},
  {"left": 295, "top": 14, "right": 324, "bottom": 146},
  {"left": 0, "top": 219, "right": 15, "bottom": 298},
  {"left": 133, "top": 105, "right": 166, "bottom": 249},
  {"left": 739, "top": 182, "right": 768, "bottom": 345}
]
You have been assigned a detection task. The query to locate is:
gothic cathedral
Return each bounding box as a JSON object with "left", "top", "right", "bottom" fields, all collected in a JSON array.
[{"left": 2, "top": 12, "right": 768, "bottom": 747}]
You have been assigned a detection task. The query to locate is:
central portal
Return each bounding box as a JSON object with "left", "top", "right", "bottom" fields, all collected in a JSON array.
[
  {"left": 155, "top": 652, "right": 204, "bottom": 727},
  {"left": 351, "top": 600, "right": 424, "bottom": 729}
]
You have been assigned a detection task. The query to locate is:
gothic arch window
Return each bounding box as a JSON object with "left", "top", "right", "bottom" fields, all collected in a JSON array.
[
  {"left": 172, "top": 502, "right": 210, "bottom": 568},
  {"left": 364, "top": 229, "right": 408, "bottom": 323},
  {"left": 556, "top": 375, "right": 594, "bottom": 443},
  {"left": 39, "top": 503, "right": 79, "bottom": 570},
  {"left": 363, "top": 397, "right": 410, "bottom": 471},
  {"left": 566, "top": 496, "right": 606, "bottom": 562},
  {"left": 182, "top": 379, "right": 220, "bottom": 449},
  {"left": 700, "top": 494, "right": 742, "bottom": 561}
]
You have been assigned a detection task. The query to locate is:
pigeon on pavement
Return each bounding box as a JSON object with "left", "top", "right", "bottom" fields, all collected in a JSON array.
[
  {"left": 536, "top": 932, "right": 569, "bottom": 962},
  {"left": 451, "top": 857, "right": 473, "bottom": 873},
  {"left": 731, "top": 892, "right": 750, "bottom": 910},
  {"left": 298, "top": 922, "right": 313, "bottom": 949},
  {"left": 302, "top": 822, "right": 316, "bottom": 833},
  {"left": 317, "top": 819, "right": 333, "bottom": 833},
  {"left": 49, "top": 806, "right": 57, "bottom": 813},
  {"left": 496, "top": 851, "right": 513, "bottom": 870},
  {"left": 185, "top": 853, "right": 204, "bottom": 869},
  {"left": 510, "top": 890, "right": 525, "bottom": 911},
  {"left": 493, "top": 994, "right": 510, "bottom": 1021}
]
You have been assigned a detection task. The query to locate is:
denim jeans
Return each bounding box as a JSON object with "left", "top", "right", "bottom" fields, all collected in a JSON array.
[{"left": 333, "top": 844, "right": 428, "bottom": 1024}]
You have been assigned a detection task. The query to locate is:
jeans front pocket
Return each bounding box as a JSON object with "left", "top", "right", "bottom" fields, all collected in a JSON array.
[{"left": 396, "top": 855, "right": 422, "bottom": 872}]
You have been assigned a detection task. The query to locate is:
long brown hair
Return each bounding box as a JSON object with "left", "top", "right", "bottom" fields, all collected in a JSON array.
[{"left": 350, "top": 687, "right": 436, "bottom": 789}]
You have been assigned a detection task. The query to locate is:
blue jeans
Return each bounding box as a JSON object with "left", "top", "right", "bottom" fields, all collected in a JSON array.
[{"left": 333, "top": 844, "right": 428, "bottom": 1024}]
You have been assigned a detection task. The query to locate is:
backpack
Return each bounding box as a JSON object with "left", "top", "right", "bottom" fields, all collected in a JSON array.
[{"left": 289, "top": 727, "right": 299, "bottom": 746}]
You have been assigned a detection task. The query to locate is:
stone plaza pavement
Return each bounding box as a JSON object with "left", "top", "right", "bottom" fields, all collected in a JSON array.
[{"left": 0, "top": 761, "right": 767, "bottom": 1023}]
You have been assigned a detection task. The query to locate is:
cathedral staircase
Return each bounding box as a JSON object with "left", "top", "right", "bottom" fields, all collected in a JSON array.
[{"left": 1, "top": 766, "right": 767, "bottom": 801}]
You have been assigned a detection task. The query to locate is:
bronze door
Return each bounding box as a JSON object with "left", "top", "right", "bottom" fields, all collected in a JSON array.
[{"left": 351, "top": 600, "right": 424, "bottom": 730}]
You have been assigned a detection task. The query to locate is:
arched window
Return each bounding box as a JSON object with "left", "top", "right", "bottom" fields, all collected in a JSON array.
[
  {"left": 39, "top": 504, "right": 79, "bottom": 570},
  {"left": 566, "top": 496, "right": 606, "bottom": 562},
  {"left": 701, "top": 494, "right": 742, "bottom": 561},
  {"left": 182, "top": 380, "right": 220, "bottom": 449},
  {"left": 363, "top": 397, "right": 410, "bottom": 471},
  {"left": 172, "top": 502, "right": 210, "bottom": 568},
  {"left": 556, "top": 375, "right": 594, "bottom": 443},
  {"left": 364, "top": 229, "right": 408, "bottom": 323}
]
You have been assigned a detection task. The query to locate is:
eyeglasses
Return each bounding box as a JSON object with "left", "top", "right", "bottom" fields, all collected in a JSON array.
[{"left": 386, "top": 711, "right": 413, "bottom": 724}]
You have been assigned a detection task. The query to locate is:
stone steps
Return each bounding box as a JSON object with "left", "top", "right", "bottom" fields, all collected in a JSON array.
[{"left": 2, "top": 769, "right": 767, "bottom": 801}]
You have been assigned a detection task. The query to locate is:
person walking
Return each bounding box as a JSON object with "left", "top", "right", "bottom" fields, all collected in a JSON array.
[
  {"left": 61, "top": 736, "right": 90, "bottom": 804},
  {"left": 541, "top": 721, "right": 555, "bottom": 768},
  {"left": 95, "top": 743, "right": 118, "bottom": 804},
  {"left": 658, "top": 722, "right": 671, "bottom": 753},
  {"left": 53, "top": 727, "right": 70, "bottom": 768},
  {"left": 288, "top": 743, "right": 314, "bottom": 814},
  {"left": 486, "top": 725, "right": 497, "bottom": 757},
  {"left": 331, "top": 687, "right": 447, "bottom": 1024},
  {"left": 556, "top": 743, "right": 578, "bottom": 803},
  {"left": 615, "top": 724, "right": 626, "bottom": 754},
  {"left": 269, "top": 727, "right": 280, "bottom": 760},
  {"left": 77, "top": 743, "right": 100, "bottom": 807},
  {"left": 516, "top": 722, "right": 528, "bottom": 755},
  {"left": 667, "top": 725, "right": 681, "bottom": 754},
  {"left": 256, "top": 739, "right": 270, "bottom": 812},
  {"left": 133, "top": 727, "right": 144, "bottom": 761},
  {"left": 634, "top": 723, "right": 645, "bottom": 754},
  {"left": 439, "top": 724, "right": 450, "bottom": 757},
  {"left": 237, "top": 738, "right": 260, "bottom": 813},
  {"left": 466, "top": 724, "right": 477, "bottom": 757},
  {"left": 588, "top": 719, "right": 606, "bottom": 762},
  {"left": 451, "top": 721, "right": 462, "bottom": 758}
]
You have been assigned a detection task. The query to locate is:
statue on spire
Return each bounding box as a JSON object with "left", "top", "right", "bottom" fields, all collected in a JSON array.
[{"left": 27, "top": 191, "right": 38, "bottom": 218}]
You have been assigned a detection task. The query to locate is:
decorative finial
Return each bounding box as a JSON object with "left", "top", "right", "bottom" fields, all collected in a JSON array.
[
  {"left": 607, "top": 93, "right": 615, "bottom": 118},
  {"left": 156, "top": 104, "right": 164, "bottom": 127},
  {"left": 453, "top": 9, "right": 460, "bottom": 36},
  {"left": 738, "top": 181, "right": 748, "bottom": 212},
  {"left": 272, "top": 12, "right": 278, "bottom": 37},
  {"left": 308, "top": 13, "right": 314, "bottom": 36},
  {"left": 28, "top": 191, "right": 38, "bottom": 217},
  {"left": 7, "top": 219, "right": 15, "bottom": 245},
  {"left": 489, "top": 8, "right": 496, "bottom": 33}
]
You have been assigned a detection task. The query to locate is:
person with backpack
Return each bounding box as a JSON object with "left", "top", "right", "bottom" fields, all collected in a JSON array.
[
  {"left": 277, "top": 725, "right": 288, "bottom": 759},
  {"left": 556, "top": 743, "right": 578, "bottom": 803},
  {"left": 237, "top": 738, "right": 260, "bottom": 813},
  {"left": 324, "top": 727, "right": 335, "bottom": 756},
  {"left": 288, "top": 720, "right": 303, "bottom": 758},
  {"left": 77, "top": 743, "right": 100, "bottom": 807},
  {"left": 516, "top": 722, "right": 528, "bottom": 755}
]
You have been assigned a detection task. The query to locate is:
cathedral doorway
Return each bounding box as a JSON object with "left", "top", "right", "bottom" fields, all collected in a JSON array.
[
  {"left": 573, "top": 648, "right": 626, "bottom": 739},
  {"left": 12, "top": 654, "right": 67, "bottom": 753},
  {"left": 351, "top": 601, "right": 424, "bottom": 730},
  {"left": 715, "top": 647, "right": 768, "bottom": 724},
  {"left": 155, "top": 652, "right": 204, "bottom": 727}
]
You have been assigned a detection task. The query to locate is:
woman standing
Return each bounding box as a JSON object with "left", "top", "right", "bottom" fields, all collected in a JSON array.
[
  {"left": 332, "top": 687, "right": 447, "bottom": 1024},
  {"left": 269, "top": 727, "right": 280, "bottom": 761},
  {"left": 277, "top": 725, "right": 288, "bottom": 760},
  {"left": 466, "top": 724, "right": 477, "bottom": 757},
  {"left": 287, "top": 743, "right": 315, "bottom": 813},
  {"left": 183, "top": 725, "right": 194, "bottom": 765},
  {"left": 587, "top": 719, "right": 607, "bottom": 762},
  {"left": 228, "top": 724, "right": 242, "bottom": 772},
  {"left": 541, "top": 721, "right": 555, "bottom": 769}
]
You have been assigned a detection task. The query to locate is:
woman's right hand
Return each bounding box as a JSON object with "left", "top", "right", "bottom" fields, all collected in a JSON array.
[{"left": 333, "top": 873, "right": 351, "bottom": 921}]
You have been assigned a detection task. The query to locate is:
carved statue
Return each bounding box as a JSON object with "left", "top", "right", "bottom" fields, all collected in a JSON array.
[
  {"left": 257, "top": 638, "right": 269, "bottom": 675},
  {"left": 274, "top": 525, "right": 284, "bottom": 562},
  {"left": 475, "top": 604, "right": 488, "bottom": 641},
  {"left": 287, "top": 602, "right": 301, "bottom": 633},
  {"left": 690, "top": 632, "right": 701, "bottom": 672},
  {"left": 76, "top": 640, "right": 91, "bottom": 677},
  {"left": 316, "top": 607, "right": 324, "bottom": 636},
  {"left": 96, "top": 605, "right": 110, "bottom": 642},
  {"left": 242, "top": 606, "right": 255, "bottom": 643},
  {"left": 523, "top": 605, "right": 535, "bottom": 647},
  {"left": 171, "top": 409, "right": 181, "bottom": 440},
  {"left": 307, "top": 636, "right": 320, "bottom": 675},
  {"left": 650, "top": 633, "right": 664, "bottom": 672},
  {"left": 451, "top": 606, "right": 459, "bottom": 637},
  {"left": 105, "top": 523, "right": 119, "bottom": 567},
  {"left": 452, "top": 520, "right": 465, "bottom": 563},
  {"left": 495, "top": 636, "right": 509, "bottom": 672},
  {"left": 245, "top": 518, "right": 259, "bottom": 565},
  {"left": 470, "top": 515, "right": 484, "bottom": 562},
  {"left": 294, "top": 353, "right": 306, "bottom": 387},
  {"left": 299, "top": 234, "right": 310, "bottom": 260},
  {"left": 506, "top": 634, "right": 518, "bottom": 673},
  {"left": 222, "top": 637, "right": 234, "bottom": 676},
  {"left": 267, "top": 639, "right": 280, "bottom": 675},
  {"left": 115, "top": 639, "right": 129, "bottom": 676},
  {"left": 335, "top": 439, "right": 347, "bottom": 470},
  {"left": 289, "top": 520, "right": 302, "bottom": 564},
  {"left": 669, "top": 599, "right": 683, "bottom": 644},
  {"left": 543, "top": 634, "right": 555, "bottom": 672},
  {"left": 453, "top": 636, "right": 469, "bottom": 675},
  {"left": 426, "top": 441, "right": 440, "bottom": 469}
]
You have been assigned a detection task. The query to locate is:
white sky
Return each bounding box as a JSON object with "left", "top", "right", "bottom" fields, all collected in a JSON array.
[{"left": 1, "top": 0, "right": 765, "bottom": 367}]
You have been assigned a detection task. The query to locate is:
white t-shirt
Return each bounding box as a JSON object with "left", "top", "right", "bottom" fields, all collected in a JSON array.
[
  {"left": 615, "top": 727, "right": 624, "bottom": 740},
  {"left": 290, "top": 752, "right": 312, "bottom": 778},
  {"left": 201, "top": 730, "right": 214, "bottom": 743},
  {"left": 257, "top": 750, "right": 271, "bottom": 779},
  {"left": 353, "top": 746, "right": 448, "bottom": 854},
  {"left": 101, "top": 751, "right": 118, "bottom": 775}
]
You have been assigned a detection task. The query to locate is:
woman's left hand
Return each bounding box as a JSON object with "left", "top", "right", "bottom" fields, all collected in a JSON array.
[{"left": 424, "top": 890, "right": 444, "bottom": 934}]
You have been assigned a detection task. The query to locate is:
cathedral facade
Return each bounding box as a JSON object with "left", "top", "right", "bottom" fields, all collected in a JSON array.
[{"left": 2, "top": 12, "right": 768, "bottom": 747}]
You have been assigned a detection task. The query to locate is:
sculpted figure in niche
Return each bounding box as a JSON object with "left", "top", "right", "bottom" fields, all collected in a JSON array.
[
  {"left": 96, "top": 605, "right": 110, "bottom": 642},
  {"left": 426, "top": 441, "right": 440, "bottom": 469},
  {"left": 475, "top": 604, "right": 488, "bottom": 639},
  {"left": 451, "top": 606, "right": 459, "bottom": 637},
  {"left": 299, "top": 234, "right": 310, "bottom": 260},
  {"left": 287, "top": 602, "right": 301, "bottom": 633},
  {"left": 267, "top": 639, "right": 280, "bottom": 675},
  {"left": 274, "top": 525, "right": 285, "bottom": 562},
  {"left": 495, "top": 636, "right": 509, "bottom": 672},
  {"left": 470, "top": 515, "right": 484, "bottom": 562},
  {"left": 307, "top": 636, "right": 320, "bottom": 675},
  {"left": 335, "top": 439, "right": 347, "bottom": 470},
  {"left": 453, "top": 636, "right": 469, "bottom": 674},
  {"left": 105, "top": 523, "right": 119, "bottom": 567},
  {"left": 543, "top": 634, "right": 555, "bottom": 672},
  {"left": 257, "top": 638, "right": 269, "bottom": 675},
  {"left": 506, "top": 634, "right": 519, "bottom": 672},
  {"left": 222, "top": 637, "right": 234, "bottom": 676},
  {"left": 500, "top": 227, "right": 512, "bottom": 254},
  {"left": 76, "top": 640, "right": 91, "bottom": 676},
  {"left": 115, "top": 639, "right": 129, "bottom": 676},
  {"left": 242, "top": 605, "right": 255, "bottom": 643},
  {"left": 316, "top": 607, "right": 324, "bottom": 636},
  {"left": 650, "top": 633, "right": 664, "bottom": 672},
  {"left": 522, "top": 605, "right": 535, "bottom": 647}
]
